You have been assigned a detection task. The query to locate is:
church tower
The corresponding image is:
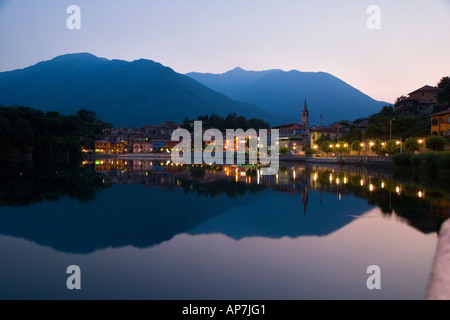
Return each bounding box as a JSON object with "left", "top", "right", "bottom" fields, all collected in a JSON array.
[{"left": 302, "top": 99, "right": 309, "bottom": 129}]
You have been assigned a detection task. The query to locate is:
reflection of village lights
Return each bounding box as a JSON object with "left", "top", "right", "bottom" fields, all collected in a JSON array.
[
  {"left": 396, "top": 186, "right": 401, "bottom": 194},
  {"left": 329, "top": 174, "right": 333, "bottom": 183},
  {"left": 360, "top": 179, "right": 364, "bottom": 186},
  {"left": 293, "top": 170, "right": 296, "bottom": 180},
  {"left": 313, "top": 173, "right": 318, "bottom": 182},
  {"left": 418, "top": 191, "right": 423, "bottom": 198},
  {"left": 336, "top": 178, "right": 340, "bottom": 185},
  {"left": 381, "top": 182, "right": 385, "bottom": 189},
  {"left": 343, "top": 177, "right": 347, "bottom": 184},
  {"left": 369, "top": 184, "right": 374, "bottom": 192}
]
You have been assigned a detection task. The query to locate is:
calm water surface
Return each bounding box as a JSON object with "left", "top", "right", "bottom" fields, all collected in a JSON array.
[{"left": 0, "top": 159, "right": 448, "bottom": 299}]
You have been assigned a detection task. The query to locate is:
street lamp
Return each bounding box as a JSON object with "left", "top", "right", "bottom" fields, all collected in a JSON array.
[
  {"left": 390, "top": 118, "right": 396, "bottom": 141},
  {"left": 396, "top": 140, "right": 403, "bottom": 153}
]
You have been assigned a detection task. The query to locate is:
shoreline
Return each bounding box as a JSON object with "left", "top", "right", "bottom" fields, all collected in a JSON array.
[{"left": 84, "top": 153, "right": 393, "bottom": 169}]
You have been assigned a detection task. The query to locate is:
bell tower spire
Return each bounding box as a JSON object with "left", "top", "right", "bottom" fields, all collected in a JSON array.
[{"left": 302, "top": 98, "right": 309, "bottom": 129}]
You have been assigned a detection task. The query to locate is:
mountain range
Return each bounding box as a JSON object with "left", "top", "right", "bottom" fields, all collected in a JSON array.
[
  {"left": 0, "top": 53, "right": 287, "bottom": 127},
  {"left": 187, "top": 67, "right": 390, "bottom": 125},
  {"left": 0, "top": 53, "right": 389, "bottom": 127}
]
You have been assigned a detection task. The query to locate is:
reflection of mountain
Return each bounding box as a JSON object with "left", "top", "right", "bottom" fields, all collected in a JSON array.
[
  {"left": 0, "top": 183, "right": 267, "bottom": 254},
  {"left": 0, "top": 161, "right": 447, "bottom": 254},
  {"left": 188, "top": 189, "right": 374, "bottom": 240}
]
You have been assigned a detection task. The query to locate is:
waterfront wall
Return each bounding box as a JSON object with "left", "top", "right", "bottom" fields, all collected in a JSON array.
[
  {"left": 427, "top": 219, "right": 450, "bottom": 300},
  {"left": 280, "top": 155, "right": 393, "bottom": 168}
]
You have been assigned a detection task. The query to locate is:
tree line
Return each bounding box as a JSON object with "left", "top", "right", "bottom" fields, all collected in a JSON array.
[
  {"left": 0, "top": 105, "right": 112, "bottom": 161},
  {"left": 181, "top": 113, "right": 271, "bottom": 132}
]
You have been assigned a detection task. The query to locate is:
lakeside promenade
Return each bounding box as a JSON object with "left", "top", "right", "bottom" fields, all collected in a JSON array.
[{"left": 86, "top": 153, "right": 393, "bottom": 168}]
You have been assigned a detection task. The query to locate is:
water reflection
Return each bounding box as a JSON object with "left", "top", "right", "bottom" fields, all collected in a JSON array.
[
  {"left": 0, "top": 159, "right": 448, "bottom": 299},
  {"left": 0, "top": 159, "right": 448, "bottom": 255}
]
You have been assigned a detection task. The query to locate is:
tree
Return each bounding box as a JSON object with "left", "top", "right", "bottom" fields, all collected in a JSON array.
[
  {"left": 77, "top": 109, "right": 98, "bottom": 123},
  {"left": 316, "top": 135, "right": 332, "bottom": 145},
  {"left": 181, "top": 117, "right": 191, "bottom": 131},
  {"left": 319, "top": 141, "right": 333, "bottom": 154},
  {"left": 363, "top": 123, "right": 384, "bottom": 140},
  {"left": 403, "top": 137, "right": 420, "bottom": 153},
  {"left": 394, "top": 96, "right": 407, "bottom": 108},
  {"left": 371, "top": 139, "right": 384, "bottom": 156},
  {"left": 385, "top": 140, "right": 401, "bottom": 155},
  {"left": 437, "top": 77, "right": 450, "bottom": 107},
  {"left": 426, "top": 136, "right": 446, "bottom": 151},
  {"left": 351, "top": 128, "right": 362, "bottom": 142},
  {"left": 351, "top": 141, "right": 362, "bottom": 154}
]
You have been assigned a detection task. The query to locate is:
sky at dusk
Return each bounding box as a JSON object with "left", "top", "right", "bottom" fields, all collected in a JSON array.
[{"left": 0, "top": 0, "right": 449, "bottom": 103}]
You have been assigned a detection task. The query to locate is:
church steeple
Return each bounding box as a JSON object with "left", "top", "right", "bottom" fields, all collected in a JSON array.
[{"left": 302, "top": 99, "right": 309, "bottom": 129}]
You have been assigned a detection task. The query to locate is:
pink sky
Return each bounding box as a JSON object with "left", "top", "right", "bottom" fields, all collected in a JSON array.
[{"left": 0, "top": 0, "right": 449, "bottom": 103}]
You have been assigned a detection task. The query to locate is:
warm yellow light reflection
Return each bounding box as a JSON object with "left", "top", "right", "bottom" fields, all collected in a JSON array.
[
  {"left": 336, "top": 178, "right": 340, "bottom": 185},
  {"left": 381, "top": 182, "right": 385, "bottom": 189},
  {"left": 360, "top": 179, "right": 364, "bottom": 186},
  {"left": 369, "top": 184, "right": 374, "bottom": 192},
  {"left": 396, "top": 186, "right": 401, "bottom": 194},
  {"left": 313, "top": 173, "right": 318, "bottom": 182},
  {"left": 343, "top": 177, "right": 347, "bottom": 184},
  {"left": 418, "top": 191, "right": 423, "bottom": 198}
]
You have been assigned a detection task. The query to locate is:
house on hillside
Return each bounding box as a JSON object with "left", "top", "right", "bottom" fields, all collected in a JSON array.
[
  {"left": 395, "top": 85, "right": 442, "bottom": 116},
  {"left": 310, "top": 127, "right": 343, "bottom": 147},
  {"left": 429, "top": 109, "right": 450, "bottom": 137}
]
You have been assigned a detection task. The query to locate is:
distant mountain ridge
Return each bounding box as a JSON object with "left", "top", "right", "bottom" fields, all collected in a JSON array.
[
  {"left": 187, "top": 68, "right": 390, "bottom": 125},
  {"left": 0, "top": 53, "right": 289, "bottom": 127}
]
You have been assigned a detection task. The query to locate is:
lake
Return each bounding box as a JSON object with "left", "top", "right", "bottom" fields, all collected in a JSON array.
[{"left": 0, "top": 159, "right": 448, "bottom": 300}]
